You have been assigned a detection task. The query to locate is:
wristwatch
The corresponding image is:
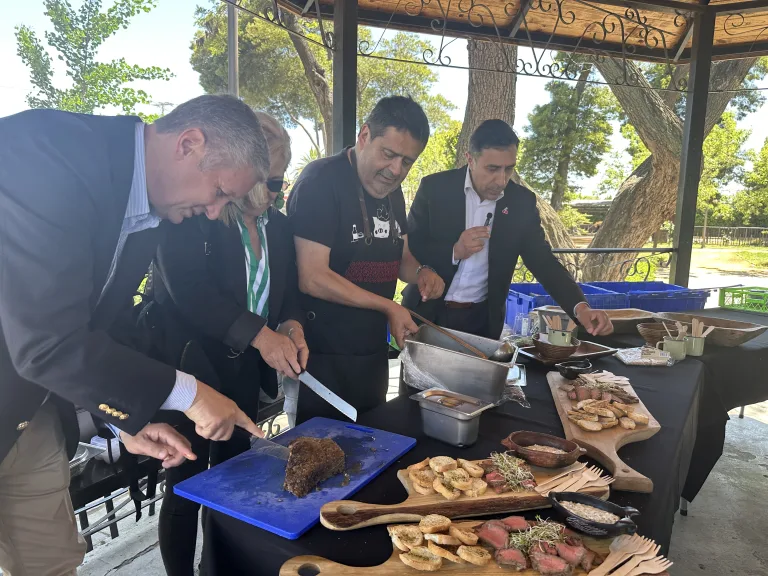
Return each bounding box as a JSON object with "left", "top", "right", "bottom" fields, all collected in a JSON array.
[{"left": 416, "top": 264, "right": 436, "bottom": 276}]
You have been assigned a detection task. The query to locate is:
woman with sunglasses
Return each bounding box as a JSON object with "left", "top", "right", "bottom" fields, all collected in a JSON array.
[{"left": 150, "top": 112, "right": 307, "bottom": 576}]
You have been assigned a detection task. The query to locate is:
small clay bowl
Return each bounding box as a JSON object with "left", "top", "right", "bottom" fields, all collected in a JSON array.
[
  {"left": 555, "top": 360, "right": 593, "bottom": 380},
  {"left": 532, "top": 333, "right": 579, "bottom": 361},
  {"left": 548, "top": 492, "right": 639, "bottom": 538},
  {"left": 501, "top": 431, "right": 586, "bottom": 468}
]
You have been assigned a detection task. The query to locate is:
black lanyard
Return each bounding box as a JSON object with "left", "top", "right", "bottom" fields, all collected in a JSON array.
[{"left": 348, "top": 149, "right": 398, "bottom": 246}]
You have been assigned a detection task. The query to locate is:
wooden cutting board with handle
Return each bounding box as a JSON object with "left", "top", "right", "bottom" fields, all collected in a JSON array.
[
  {"left": 547, "top": 372, "right": 660, "bottom": 493},
  {"left": 280, "top": 520, "right": 611, "bottom": 575},
  {"left": 320, "top": 461, "right": 608, "bottom": 531}
]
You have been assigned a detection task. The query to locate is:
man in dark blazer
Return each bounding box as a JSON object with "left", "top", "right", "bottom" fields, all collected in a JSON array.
[
  {"left": 403, "top": 119, "right": 613, "bottom": 340},
  {"left": 0, "top": 95, "right": 268, "bottom": 575}
]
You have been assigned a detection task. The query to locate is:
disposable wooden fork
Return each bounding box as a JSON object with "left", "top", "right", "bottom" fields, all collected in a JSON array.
[
  {"left": 567, "top": 466, "right": 604, "bottom": 492},
  {"left": 627, "top": 556, "right": 673, "bottom": 576},
  {"left": 550, "top": 465, "right": 602, "bottom": 494},
  {"left": 588, "top": 534, "right": 653, "bottom": 576},
  {"left": 608, "top": 544, "right": 662, "bottom": 576},
  {"left": 534, "top": 462, "right": 586, "bottom": 494},
  {"left": 581, "top": 476, "right": 615, "bottom": 490}
]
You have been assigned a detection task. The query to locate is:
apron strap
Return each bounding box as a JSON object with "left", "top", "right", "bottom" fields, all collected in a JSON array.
[{"left": 348, "top": 149, "right": 397, "bottom": 246}]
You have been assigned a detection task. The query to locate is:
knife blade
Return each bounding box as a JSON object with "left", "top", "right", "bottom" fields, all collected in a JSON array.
[{"left": 298, "top": 371, "right": 358, "bottom": 422}]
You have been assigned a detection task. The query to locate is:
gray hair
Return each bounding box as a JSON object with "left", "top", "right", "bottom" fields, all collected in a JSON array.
[
  {"left": 220, "top": 110, "right": 291, "bottom": 227},
  {"left": 153, "top": 94, "right": 270, "bottom": 178}
]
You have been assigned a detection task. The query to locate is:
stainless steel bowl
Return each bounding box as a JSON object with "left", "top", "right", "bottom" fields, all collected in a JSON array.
[
  {"left": 411, "top": 388, "right": 494, "bottom": 447},
  {"left": 69, "top": 442, "right": 105, "bottom": 477}
]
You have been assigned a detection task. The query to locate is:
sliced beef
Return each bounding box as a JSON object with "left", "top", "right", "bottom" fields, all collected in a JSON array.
[
  {"left": 555, "top": 542, "right": 586, "bottom": 567},
  {"left": 485, "top": 471, "right": 510, "bottom": 494},
  {"left": 478, "top": 459, "right": 496, "bottom": 473},
  {"left": 530, "top": 550, "right": 574, "bottom": 576},
  {"left": 495, "top": 548, "right": 528, "bottom": 570},
  {"left": 590, "top": 388, "right": 602, "bottom": 400},
  {"left": 531, "top": 541, "right": 559, "bottom": 556},
  {"left": 475, "top": 520, "right": 509, "bottom": 549},
  {"left": 501, "top": 516, "right": 530, "bottom": 532},
  {"left": 283, "top": 437, "right": 345, "bottom": 498},
  {"left": 563, "top": 528, "right": 583, "bottom": 546},
  {"left": 575, "top": 387, "right": 592, "bottom": 401},
  {"left": 521, "top": 479, "right": 538, "bottom": 490},
  {"left": 580, "top": 549, "right": 596, "bottom": 572},
  {"left": 592, "top": 551, "right": 606, "bottom": 566}
]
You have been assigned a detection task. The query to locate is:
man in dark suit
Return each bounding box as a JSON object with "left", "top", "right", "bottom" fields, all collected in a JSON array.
[
  {"left": 0, "top": 95, "right": 268, "bottom": 575},
  {"left": 403, "top": 119, "right": 613, "bottom": 340}
]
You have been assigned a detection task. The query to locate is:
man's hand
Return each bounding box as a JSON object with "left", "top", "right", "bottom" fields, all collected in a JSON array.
[
  {"left": 184, "top": 381, "right": 265, "bottom": 441},
  {"left": 120, "top": 423, "right": 197, "bottom": 469},
  {"left": 278, "top": 320, "right": 309, "bottom": 372},
  {"left": 417, "top": 267, "right": 445, "bottom": 302},
  {"left": 453, "top": 226, "right": 490, "bottom": 261},
  {"left": 575, "top": 303, "right": 614, "bottom": 336},
  {"left": 252, "top": 326, "right": 302, "bottom": 379},
  {"left": 386, "top": 302, "right": 419, "bottom": 348}
]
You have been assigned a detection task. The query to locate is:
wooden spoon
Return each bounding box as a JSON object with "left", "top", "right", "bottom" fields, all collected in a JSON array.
[
  {"left": 627, "top": 556, "right": 674, "bottom": 576},
  {"left": 407, "top": 309, "right": 488, "bottom": 359},
  {"left": 609, "top": 544, "right": 662, "bottom": 576}
]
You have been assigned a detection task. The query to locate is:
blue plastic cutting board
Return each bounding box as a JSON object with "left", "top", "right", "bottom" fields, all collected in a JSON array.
[{"left": 173, "top": 417, "right": 416, "bottom": 539}]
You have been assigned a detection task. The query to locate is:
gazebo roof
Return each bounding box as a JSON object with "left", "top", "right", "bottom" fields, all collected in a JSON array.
[{"left": 278, "top": 0, "right": 768, "bottom": 63}]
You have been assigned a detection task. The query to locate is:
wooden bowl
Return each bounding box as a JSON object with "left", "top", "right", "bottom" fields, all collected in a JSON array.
[
  {"left": 657, "top": 312, "right": 768, "bottom": 347},
  {"left": 501, "top": 431, "right": 586, "bottom": 468},
  {"left": 532, "top": 333, "right": 579, "bottom": 360},
  {"left": 636, "top": 321, "right": 682, "bottom": 346}
]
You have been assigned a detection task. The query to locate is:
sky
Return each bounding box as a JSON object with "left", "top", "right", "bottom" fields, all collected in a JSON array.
[{"left": 2, "top": 0, "right": 767, "bottom": 195}]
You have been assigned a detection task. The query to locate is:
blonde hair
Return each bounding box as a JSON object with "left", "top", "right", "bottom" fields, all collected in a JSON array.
[{"left": 220, "top": 110, "right": 292, "bottom": 226}]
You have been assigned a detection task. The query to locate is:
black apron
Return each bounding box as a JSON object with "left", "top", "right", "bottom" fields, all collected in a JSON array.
[{"left": 296, "top": 151, "right": 403, "bottom": 423}]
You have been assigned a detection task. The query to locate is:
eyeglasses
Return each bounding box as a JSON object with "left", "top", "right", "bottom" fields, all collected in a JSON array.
[{"left": 266, "top": 178, "right": 289, "bottom": 193}]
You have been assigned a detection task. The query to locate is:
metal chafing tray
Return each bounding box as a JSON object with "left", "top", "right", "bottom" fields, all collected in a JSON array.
[{"left": 410, "top": 388, "right": 494, "bottom": 447}]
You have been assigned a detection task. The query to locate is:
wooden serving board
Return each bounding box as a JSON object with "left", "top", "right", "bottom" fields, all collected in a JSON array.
[
  {"left": 320, "top": 461, "right": 609, "bottom": 531},
  {"left": 547, "top": 372, "right": 660, "bottom": 493},
  {"left": 280, "top": 520, "right": 611, "bottom": 575},
  {"left": 657, "top": 312, "right": 767, "bottom": 347}
]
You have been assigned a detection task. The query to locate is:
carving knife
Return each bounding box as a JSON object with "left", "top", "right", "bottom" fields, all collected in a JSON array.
[{"left": 298, "top": 371, "right": 358, "bottom": 422}]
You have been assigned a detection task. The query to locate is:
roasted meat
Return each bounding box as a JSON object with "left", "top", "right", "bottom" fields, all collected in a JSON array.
[
  {"left": 501, "top": 516, "right": 530, "bottom": 532},
  {"left": 530, "top": 550, "right": 574, "bottom": 576},
  {"left": 475, "top": 520, "right": 510, "bottom": 549},
  {"left": 283, "top": 437, "right": 345, "bottom": 497},
  {"left": 555, "top": 542, "right": 586, "bottom": 567},
  {"left": 495, "top": 547, "right": 528, "bottom": 570}
]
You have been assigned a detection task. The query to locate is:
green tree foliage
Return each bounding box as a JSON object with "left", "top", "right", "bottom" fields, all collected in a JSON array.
[
  {"left": 597, "top": 152, "right": 630, "bottom": 198},
  {"left": 620, "top": 124, "right": 651, "bottom": 170},
  {"left": 517, "top": 73, "right": 618, "bottom": 205},
  {"left": 401, "top": 120, "right": 461, "bottom": 207},
  {"left": 732, "top": 138, "right": 768, "bottom": 227},
  {"left": 16, "top": 0, "right": 171, "bottom": 118},
  {"left": 191, "top": 1, "right": 453, "bottom": 155}
]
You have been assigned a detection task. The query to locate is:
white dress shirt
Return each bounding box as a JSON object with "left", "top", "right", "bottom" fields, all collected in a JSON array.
[
  {"left": 106, "top": 124, "right": 197, "bottom": 439},
  {"left": 444, "top": 169, "right": 503, "bottom": 304}
]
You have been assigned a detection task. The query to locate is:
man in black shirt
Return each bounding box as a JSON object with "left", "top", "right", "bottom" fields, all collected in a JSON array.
[{"left": 288, "top": 96, "right": 445, "bottom": 422}]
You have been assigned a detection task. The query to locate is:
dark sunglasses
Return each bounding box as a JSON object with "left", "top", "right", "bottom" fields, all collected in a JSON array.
[{"left": 266, "top": 178, "right": 287, "bottom": 193}]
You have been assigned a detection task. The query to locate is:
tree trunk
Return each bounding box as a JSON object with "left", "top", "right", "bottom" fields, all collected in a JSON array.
[
  {"left": 701, "top": 210, "right": 708, "bottom": 248},
  {"left": 582, "top": 56, "right": 756, "bottom": 281},
  {"left": 550, "top": 65, "right": 591, "bottom": 211},
  {"left": 455, "top": 39, "right": 517, "bottom": 166},
  {"left": 283, "top": 12, "right": 333, "bottom": 154}
]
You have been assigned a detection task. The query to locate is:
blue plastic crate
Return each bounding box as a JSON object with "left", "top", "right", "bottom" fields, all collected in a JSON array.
[
  {"left": 505, "top": 283, "right": 628, "bottom": 327},
  {"left": 587, "top": 281, "right": 710, "bottom": 312}
]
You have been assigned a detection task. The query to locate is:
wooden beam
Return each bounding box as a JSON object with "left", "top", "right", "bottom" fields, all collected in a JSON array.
[
  {"left": 584, "top": 0, "right": 705, "bottom": 15},
  {"left": 671, "top": 9, "right": 716, "bottom": 287},
  {"left": 673, "top": 0, "right": 709, "bottom": 62},
  {"left": 712, "top": 0, "right": 768, "bottom": 14},
  {"left": 508, "top": 0, "right": 533, "bottom": 38}
]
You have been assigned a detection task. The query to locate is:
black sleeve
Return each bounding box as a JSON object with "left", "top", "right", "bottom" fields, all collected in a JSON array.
[
  {"left": 407, "top": 177, "right": 457, "bottom": 282},
  {"left": 519, "top": 195, "right": 586, "bottom": 320},
  {"left": 287, "top": 166, "right": 339, "bottom": 248},
  {"left": 272, "top": 212, "right": 304, "bottom": 327},
  {"left": 155, "top": 217, "right": 267, "bottom": 352},
  {"left": 0, "top": 117, "right": 174, "bottom": 435}
]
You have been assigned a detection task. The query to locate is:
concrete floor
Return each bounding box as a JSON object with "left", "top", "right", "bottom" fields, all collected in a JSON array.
[{"left": 9, "top": 365, "right": 767, "bottom": 576}]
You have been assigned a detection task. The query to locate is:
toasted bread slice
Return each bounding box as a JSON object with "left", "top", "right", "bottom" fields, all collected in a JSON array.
[
  {"left": 419, "top": 514, "right": 452, "bottom": 534},
  {"left": 388, "top": 525, "right": 424, "bottom": 551},
  {"left": 612, "top": 402, "right": 633, "bottom": 415},
  {"left": 442, "top": 468, "right": 472, "bottom": 490},
  {"left": 448, "top": 525, "right": 479, "bottom": 545},
  {"left": 601, "top": 418, "right": 619, "bottom": 429},
  {"left": 424, "top": 533, "right": 462, "bottom": 546},
  {"left": 462, "top": 478, "right": 488, "bottom": 498},
  {"left": 427, "top": 540, "right": 465, "bottom": 563},
  {"left": 407, "top": 457, "right": 431, "bottom": 472},
  {"left": 457, "top": 458, "right": 484, "bottom": 478},
  {"left": 433, "top": 477, "right": 461, "bottom": 500},
  {"left": 568, "top": 411, "right": 599, "bottom": 422},
  {"left": 571, "top": 418, "right": 602, "bottom": 432},
  {"left": 457, "top": 545, "right": 492, "bottom": 566},
  {"left": 583, "top": 405, "right": 617, "bottom": 418},
  {"left": 626, "top": 411, "right": 649, "bottom": 425},
  {"left": 412, "top": 481, "right": 436, "bottom": 495},
  {"left": 399, "top": 546, "right": 442, "bottom": 571},
  {"left": 429, "top": 456, "right": 457, "bottom": 474},
  {"left": 409, "top": 469, "right": 436, "bottom": 488},
  {"left": 607, "top": 405, "right": 625, "bottom": 418},
  {"left": 575, "top": 399, "right": 596, "bottom": 410},
  {"left": 619, "top": 416, "right": 636, "bottom": 430},
  {"left": 598, "top": 415, "right": 617, "bottom": 424}
]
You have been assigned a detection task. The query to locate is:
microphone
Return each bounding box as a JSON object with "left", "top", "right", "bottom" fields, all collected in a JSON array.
[{"left": 483, "top": 212, "right": 493, "bottom": 227}]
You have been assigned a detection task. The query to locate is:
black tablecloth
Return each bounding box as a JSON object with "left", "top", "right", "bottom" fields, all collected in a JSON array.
[
  {"left": 593, "top": 308, "right": 768, "bottom": 500},
  {"left": 201, "top": 356, "right": 702, "bottom": 575}
]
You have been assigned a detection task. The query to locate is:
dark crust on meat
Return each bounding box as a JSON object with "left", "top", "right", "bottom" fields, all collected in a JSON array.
[{"left": 283, "top": 437, "right": 345, "bottom": 497}]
